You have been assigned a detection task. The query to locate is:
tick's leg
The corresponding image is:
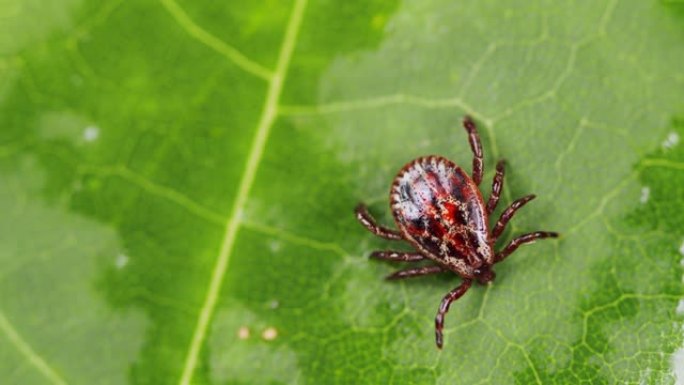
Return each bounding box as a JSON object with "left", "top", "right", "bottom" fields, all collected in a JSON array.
[
  {"left": 386, "top": 265, "right": 444, "bottom": 280},
  {"left": 494, "top": 231, "right": 559, "bottom": 263},
  {"left": 355, "top": 203, "right": 403, "bottom": 240},
  {"left": 371, "top": 250, "right": 425, "bottom": 262},
  {"left": 486, "top": 160, "right": 505, "bottom": 215},
  {"left": 491, "top": 194, "right": 536, "bottom": 241},
  {"left": 435, "top": 279, "right": 473, "bottom": 349},
  {"left": 463, "top": 116, "right": 484, "bottom": 186}
]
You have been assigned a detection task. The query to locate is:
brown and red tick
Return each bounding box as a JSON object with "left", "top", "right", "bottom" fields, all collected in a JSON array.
[{"left": 354, "top": 116, "right": 559, "bottom": 349}]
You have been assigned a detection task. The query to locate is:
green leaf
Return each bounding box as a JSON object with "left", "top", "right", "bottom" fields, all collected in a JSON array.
[{"left": 1, "top": 0, "right": 684, "bottom": 384}]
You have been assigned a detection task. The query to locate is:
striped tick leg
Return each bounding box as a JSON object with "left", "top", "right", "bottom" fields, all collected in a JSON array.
[
  {"left": 371, "top": 251, "right": 425, "bottom": 262},
  {"left": 386, "top": 265, "right": 444, "bottom": 280},
  {"left": 486, "top": 160, "right": 506, "bottom": 215},
  {"left": 435, "top": 279, "right": 473, "bottom": 349},
  {"left": 463, "top": 116, "right": 484, "bottom": 186},
  {"left": 355, "top": 203, "right": 402, "bottom": 240},
  {"left": 491, "top": 194, "right": 536, "bottom": 241},
  {"left": 494, "top": 231, "right": 559, "bottom": 263}
]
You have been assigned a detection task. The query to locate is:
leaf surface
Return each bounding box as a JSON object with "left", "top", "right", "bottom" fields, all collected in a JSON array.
[{"left": 1, "top": 1, "right": 684, "bottom": 384}]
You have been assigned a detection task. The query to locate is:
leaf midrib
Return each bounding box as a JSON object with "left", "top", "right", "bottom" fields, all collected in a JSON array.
[{"left": 176, "top": 0, "right": 309, "bottom": 384}]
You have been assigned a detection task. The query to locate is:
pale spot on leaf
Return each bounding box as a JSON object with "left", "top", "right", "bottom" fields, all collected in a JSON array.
[
  {"left": 83, "top": 125, "right": 99, "bottom": 142},
  {"left": 115, "top": 253, "right": 129, "bottom": 269},
  {"left": 262, "top": 327, "right": 277, "bottom": 341},
  {"left": 237, "top": 327, "right": 250, "bottom": 340},
  {"left": 269, "top": 241, "right": 281, "bottom": 253},
  {"left": 677, "top": 300, "right": 684, "bottom": 316},
  {"left": 663, "top": 132, "right": 680, "bottom": 149},
  {"left": 639, "top": 187, "right": 650, "bottom": 204},
  {"left": 671, "top": 348, "right": 684, "bottom": 385}
]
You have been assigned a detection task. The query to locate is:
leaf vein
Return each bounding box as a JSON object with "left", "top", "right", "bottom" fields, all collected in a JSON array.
[
  {"left": 551, "top": 118, "right": 587, "bottom": 196},
  {"left": 482, "top": 321, "right": 543, "bottom": 385},
  {"left": 83, "top": 165, "right": 225, "bottom": 226},
  {"left": 0, "top": 311, "right": 68, "bottom": 385},
  {"left": 158, "top": 0, "right": 273, "bottom": 81},
  {"left": 639, "top": 158, "right": 684, "bottom": 171},
  {"left": 565, "top": 172, "right": 638, "bottom": 236},
  {"left": 279, "top": 93, "right": 486, "bottom": 121},
  {"left": 177, "top": 0, "right": 308, "bottom": 383},
  {"left": 242, "top": 221, "right": 349, "bottom": 257}
]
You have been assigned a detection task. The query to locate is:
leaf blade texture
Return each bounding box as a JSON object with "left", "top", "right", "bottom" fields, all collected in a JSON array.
[{"left": 1, "top": 1, "right": 684, "bottom": 384}]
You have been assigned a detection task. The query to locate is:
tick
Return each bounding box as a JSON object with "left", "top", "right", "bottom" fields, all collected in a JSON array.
[{"left": 354, "top": 116, "right": 559, "bottom": 349}]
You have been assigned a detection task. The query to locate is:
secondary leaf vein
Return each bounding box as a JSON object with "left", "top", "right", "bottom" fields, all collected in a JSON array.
[
  {"left": 242, "top": 221, "right": 350, "bottom": 257},
  {"left": 279, "top": 93, "right": 485, "bottom": 121},
  {"left": 158, "top": 0, "right": 273, "bottom": 80},
  {"left": 0, "top": 311, "right": 68, "bottom": 385},
  {"left": 83, "top": 165, "right": 225, "bottom": 226}
]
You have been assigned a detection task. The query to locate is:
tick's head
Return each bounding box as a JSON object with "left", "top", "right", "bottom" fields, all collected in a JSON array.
[{"left": 474, "top": 266, "right": 496, "bottom": 284}]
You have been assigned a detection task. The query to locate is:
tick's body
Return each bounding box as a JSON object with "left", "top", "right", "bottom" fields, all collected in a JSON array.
[
  {"left": 392, "top": 156, "right": 492, "bottom": 277},
  {"left": 355, "top": 116, "right": 558, "bottom": 348}
]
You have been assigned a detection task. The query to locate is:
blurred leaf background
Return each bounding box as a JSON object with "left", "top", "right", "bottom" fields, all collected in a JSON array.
[{"left": 1, "top": 0, "right": 684, "bottom": 384}]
